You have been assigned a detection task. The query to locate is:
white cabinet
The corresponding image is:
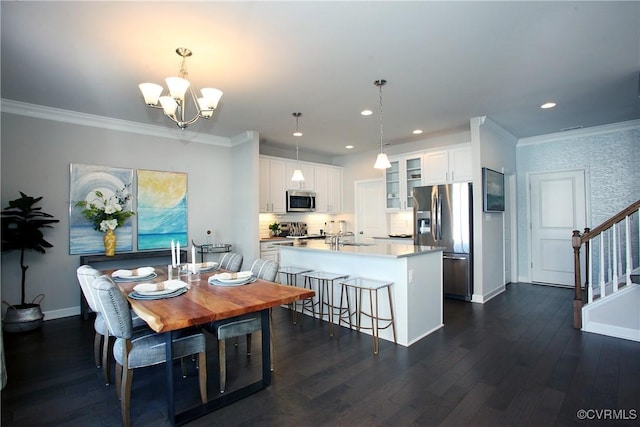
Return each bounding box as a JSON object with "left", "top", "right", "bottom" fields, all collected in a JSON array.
[
  {"left": 285, "top": 161, "right": 315, "bottom": 191},
  {"left": 259, "top": 157, "right": 286, "bottom": 213},
  {"left": 260, "top": 240, "right": 281, "bottom": 263},
  {"left": 422, "top": 146, "right": 472, "bottom": 184},
  {"left": 315, "top": 165, "right": 342, "bottom": 213},
  {"left": 385, "top": 155, "right": 423, "bottom": 211}
]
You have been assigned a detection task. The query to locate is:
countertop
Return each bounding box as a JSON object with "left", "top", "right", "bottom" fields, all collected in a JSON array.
[
  {"left": 372, "top": 235, "right": 413, "bottom": 240},
  {"left": 275, "top": 239, "right": 443, "bottom": 259}
]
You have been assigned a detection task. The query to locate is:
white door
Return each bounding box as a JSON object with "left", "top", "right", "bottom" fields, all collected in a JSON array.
[
  {"left": 529, "top": 170, "right": 586, "bottom": 286},
  {"left": 355, "top": 179, "right": 386, "bottom": 239}
]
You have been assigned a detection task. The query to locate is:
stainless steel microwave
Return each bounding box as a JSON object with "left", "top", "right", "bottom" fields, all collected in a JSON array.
[{"left": 286, "top": 190, "right": 316, "bottom": 212}]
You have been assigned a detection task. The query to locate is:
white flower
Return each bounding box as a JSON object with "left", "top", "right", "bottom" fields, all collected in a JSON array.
[
  {"left": 113, "top": 203, "right": 122, "bottom": 212},
  {"left": 99, "top": 219, "right": 118, "bottom": 232}
]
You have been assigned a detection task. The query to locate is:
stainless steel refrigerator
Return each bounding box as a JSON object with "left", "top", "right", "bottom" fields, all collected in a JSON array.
[{"left": 413, "top": 183, "right": 473, "bottom": 301}]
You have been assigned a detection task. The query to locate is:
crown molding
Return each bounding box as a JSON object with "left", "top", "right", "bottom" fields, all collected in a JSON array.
[
  {"left": 1, "top": 99, "right": 233, "bottom": 146},
  {"left": 517, "top": 119, "right": 640, "bottom": 147}
]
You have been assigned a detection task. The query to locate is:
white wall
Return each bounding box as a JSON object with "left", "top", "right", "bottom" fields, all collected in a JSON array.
[
  {"left": 1, "top": 111, "right": 257, "bottom": 319},
  {"left": 470, "top": 117, "right": 517, "bottom": 303}
]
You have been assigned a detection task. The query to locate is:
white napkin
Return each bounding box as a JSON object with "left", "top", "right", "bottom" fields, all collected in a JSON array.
[
  {"left": 112, "top": 266, "right": 155, "bottom": 278},
  {"left": 212, "top": 271, "right": 252, "bottom": 281},
  {"left": 198, "top": 261, "right": 218, "bottom": 269}
]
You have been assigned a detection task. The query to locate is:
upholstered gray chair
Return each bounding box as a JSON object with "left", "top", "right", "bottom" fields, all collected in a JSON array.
[
  {"left": 77, "top": 265, "right": 150, "bottom": 385},
  {"left": 217, "top": 252, "right": 243, "bottom": 272},
  {"left": 91, "top": 275, "right": 207, "bottom": 427},
  {"left": 205, "top": 258, "right": 278, "bottom": 393}
]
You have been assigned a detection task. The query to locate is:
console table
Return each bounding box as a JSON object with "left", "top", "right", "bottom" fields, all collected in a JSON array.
[{"left": 79, "top": 249, "right": 187, "bottom": 319}]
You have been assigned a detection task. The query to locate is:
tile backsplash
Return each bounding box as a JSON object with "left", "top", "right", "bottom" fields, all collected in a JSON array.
[{"left": 259, "top": 213, "right": 350, "bottom": 238}]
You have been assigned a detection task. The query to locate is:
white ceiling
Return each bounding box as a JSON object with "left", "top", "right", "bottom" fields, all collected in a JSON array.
[{"left": 2, "top": 1, "right": 639, "bottom": 156}]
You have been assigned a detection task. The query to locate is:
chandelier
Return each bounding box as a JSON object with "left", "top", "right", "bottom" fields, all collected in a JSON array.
[
  {"left": 291, "top": 112, "right": 305, "bottom": 182},
  {"left": 373, "top": 79, "right": 391, "bottom": 169},
  {"left": 139, "top": 48, "right": 223, "bottom": 130}
]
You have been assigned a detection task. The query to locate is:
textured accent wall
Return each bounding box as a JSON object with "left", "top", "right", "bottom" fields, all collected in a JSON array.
[{"left": 516, "top": 125, "right": 640, "bottom": 279}]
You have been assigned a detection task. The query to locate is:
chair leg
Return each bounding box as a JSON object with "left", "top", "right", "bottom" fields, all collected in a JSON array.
[
  {"left": 218, "top": 339, "right": 226, "bottom": 393},
  {"left": 94, "top": 332, "right": 102, "bottom": 368},
  {"left": 121, "top": 368, "right": 133, "bottom": 427},
  {"left": 181, "top": 357, "right": 188, "bottom": 378},
  {"left": 115, "top": 363, "right": 123, "bottom": 400},
  {"left": 102, "top": 335, "right": 111, "bottom": 385},
  {"left": 198, "top": 352, "right": 207, "bottom": 404}
]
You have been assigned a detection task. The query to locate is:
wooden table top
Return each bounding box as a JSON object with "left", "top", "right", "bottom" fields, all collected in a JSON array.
[{"left": 107, "top": 265, "right": 315, "bottom": 333}]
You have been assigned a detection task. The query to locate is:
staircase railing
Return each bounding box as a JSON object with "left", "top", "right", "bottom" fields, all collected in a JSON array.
[{"left": 572, "top": 199, "right": 640, "bottom": 328}]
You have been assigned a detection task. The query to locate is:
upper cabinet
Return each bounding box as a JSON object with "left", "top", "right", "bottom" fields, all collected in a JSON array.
[
  {"left": 423, "top": 145, "right": 472, "bottom": 185},
  {"left": 315, "top": 165, "right": 343, "bottom": 213},
  {"left": 285, "top": 161, "right": 315, "bottom": 191},
  {"left": 385, "top": 154, "right": 423, "bottom": 211},
  {"left": 259, "top": 157, "right": 287, "bottom": 213},
  {"left": 260, "top": 156, "right": 343, "bottom": 214}
]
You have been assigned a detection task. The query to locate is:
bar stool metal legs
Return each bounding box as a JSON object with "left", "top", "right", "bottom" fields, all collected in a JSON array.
[
  {"left": 339, "top": 277, "right": 397, "bottom": 354},
  {"left": 278, "top": 266, "right": 312, "bottom": 324},
  {"left": 301, "top": 271, "right": 349, "bottom": 336}
]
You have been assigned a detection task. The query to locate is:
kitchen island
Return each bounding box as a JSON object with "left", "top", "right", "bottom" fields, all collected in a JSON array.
[{"left": 278, "top": 240, "right": 443, "bottom": 347}]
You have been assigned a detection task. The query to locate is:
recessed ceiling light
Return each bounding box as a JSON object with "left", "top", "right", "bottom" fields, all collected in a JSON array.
[
  {"left": 412, "top": 129, "right": 423, "bottom": 135},
  {"left": 541, "top": 102, "right": 556, "bottom": 109},
  {"left": 345, "top": 145, "right": 354, "bottom": 149},
  {"left": 361, "top": 109, "right": 373, "bottom": 116}
]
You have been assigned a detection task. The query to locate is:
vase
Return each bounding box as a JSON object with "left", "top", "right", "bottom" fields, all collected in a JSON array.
[{"left": 103, "top": 229, "right": 116, "bottom": 256}]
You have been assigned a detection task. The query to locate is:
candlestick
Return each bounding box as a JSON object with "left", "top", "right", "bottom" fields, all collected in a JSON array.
[
  {"left": 176, "top": 241, "right": 181, "bottom": 265},
  {"left": 171, "top": 240, "right": 176, "bottom": 267}
]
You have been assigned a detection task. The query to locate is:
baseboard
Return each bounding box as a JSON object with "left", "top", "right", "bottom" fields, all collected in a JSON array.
[
  {"left": 582, "top": 322, "right": 640, "bottom": 342},
  {"left": 406, "top": 323, "right": 444, "bottom": 347},
  {"left": 44, "top": 306, "right": 80, "bottom": 321},
  {"left": 471, "top": 285, "right": 506, "bottom": 304}
]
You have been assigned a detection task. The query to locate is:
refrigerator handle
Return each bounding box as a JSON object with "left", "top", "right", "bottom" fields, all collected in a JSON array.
[
  {"left": 431, "top": 194, "right": 437, "bottom": 241},
  {"left": 437, "top": 194, "right": 443, "bottom": 240}
]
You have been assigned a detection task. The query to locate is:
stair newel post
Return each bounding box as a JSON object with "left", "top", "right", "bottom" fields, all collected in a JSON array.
[
  {"left": 583, "top": 227, "right": 591, "bottom": 303},
  {"left": 572, "top": 229, "right": 583, "bottom": 329}
]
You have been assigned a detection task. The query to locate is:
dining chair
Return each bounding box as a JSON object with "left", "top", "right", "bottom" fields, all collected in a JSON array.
[
  {"left": 91, "top": 275, "right": 207, "bottom": 427},
  {"left": 76, "top": 265, "right": 150, "bottom": 385},
  {"left": 216, "top": 252, "right": 243, "bottom": 272},
  {"left": 204, "top": 258, "right": 278, "bottom": 393}
]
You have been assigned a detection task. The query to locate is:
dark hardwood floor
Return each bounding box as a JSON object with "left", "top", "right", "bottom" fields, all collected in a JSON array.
[{"left": 2, "top": 283, "right": 639, "bottom": 426}]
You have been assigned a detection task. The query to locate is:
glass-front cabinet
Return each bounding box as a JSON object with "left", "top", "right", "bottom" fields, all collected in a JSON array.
[{"left": 385, "top": 155, "right": 423, "bottom": 211}]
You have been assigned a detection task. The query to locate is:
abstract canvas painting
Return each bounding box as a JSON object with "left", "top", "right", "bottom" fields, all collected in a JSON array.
[
  {"left": 69, "top": 163, "right": 134, "bottom": 254},
  {"left": 137, "top": 169, "right": 188, "bottom": 250}
]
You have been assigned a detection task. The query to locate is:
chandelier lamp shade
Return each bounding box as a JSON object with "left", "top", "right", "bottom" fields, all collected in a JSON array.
[
  {"left": 139, "top": 47, "right": 223, "bottom": 130},
  {"left": 373, "top": 79, "right": 392, "bottom": 169},
  {"left": 291, "top": 112, "right": 305, "bottom": 182}
]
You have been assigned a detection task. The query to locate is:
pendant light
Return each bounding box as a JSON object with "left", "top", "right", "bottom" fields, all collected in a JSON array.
[
  {"left": 291, "top": 112, "right": 305, "bottom": 181},
  {"left": 373, "top": 79, "right": 392, "bottom": 169}
]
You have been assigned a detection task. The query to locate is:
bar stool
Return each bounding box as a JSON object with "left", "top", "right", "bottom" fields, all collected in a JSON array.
[
  {"left": 278, "top": 266, "right": 312, "bottom": 324},
  {"left": 301, "top": 271, "right": 349, "bottom": 336},
  {"left": 338, "top": 277, "right": 397, "bottom": 354}
]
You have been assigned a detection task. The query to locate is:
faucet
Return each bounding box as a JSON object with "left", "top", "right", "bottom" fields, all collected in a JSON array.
[{"left": 330, "top": 231, "right": 344, "bottom": 250}]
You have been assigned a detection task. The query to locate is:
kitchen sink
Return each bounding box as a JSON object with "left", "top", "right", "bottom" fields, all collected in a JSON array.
[{"left": 341, "top": 242, "right": 374, "bottom": 246}]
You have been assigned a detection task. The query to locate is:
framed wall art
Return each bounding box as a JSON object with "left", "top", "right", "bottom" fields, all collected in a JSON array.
[
  {"left": 69, "top": 163, "right": 134, "bottom": 254},
  {"left": 136, "top": 169, "right": 188, "bottom": 250}
]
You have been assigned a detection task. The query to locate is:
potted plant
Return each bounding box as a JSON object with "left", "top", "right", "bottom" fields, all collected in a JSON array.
[
  {"left": 269, "top": 222, "right": 280, "bottom": 237},
  {"left": 1, "top": 192, "right": 59, "bottom": 333}
]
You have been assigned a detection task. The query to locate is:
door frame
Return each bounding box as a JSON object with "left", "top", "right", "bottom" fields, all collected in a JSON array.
[
  {"left": 524, "top": 168, "right": 590, "bottom": 285},
  {"left": 354, "top": 178, "right": 386, "bottom": 239}
]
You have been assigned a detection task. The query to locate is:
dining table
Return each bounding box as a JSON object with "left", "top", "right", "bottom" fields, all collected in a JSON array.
[{"left": 106, "top": 264, "right": 315, "bottom": 426}]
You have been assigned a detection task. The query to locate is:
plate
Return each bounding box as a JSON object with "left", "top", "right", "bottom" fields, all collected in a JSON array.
[
  {"left": 208, "top": 276, "right": 256, "bottom": 287},
  {"left": 134, "top": 280, "right": 187, "bottom": 296},
  {"left": 183, "top": 262, "right": 218, "bottom": 273},
  {"left": 113, "top": 272, "right": 158, "bottom": 282},
  {"left": 128, "top": 287, "right": 187, "bottom": 300},
  {"left": 210, "top": 271, "right": 252, "bottom": 283}
]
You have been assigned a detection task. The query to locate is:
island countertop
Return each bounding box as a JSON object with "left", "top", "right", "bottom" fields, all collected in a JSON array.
[{"left": 274, "top": 239, "right": 443, "bottom": 259}]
